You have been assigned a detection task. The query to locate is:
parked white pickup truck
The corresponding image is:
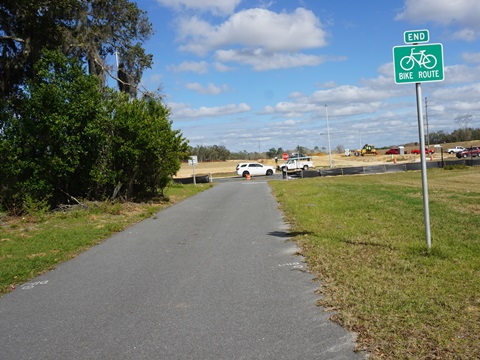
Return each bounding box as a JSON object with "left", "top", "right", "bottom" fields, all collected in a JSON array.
[
  {"left": 447, "top": 146, "right": 466, "bottom": 154},
  {"left": 278, "top": 158, "right": 314, "bottom": 172}
]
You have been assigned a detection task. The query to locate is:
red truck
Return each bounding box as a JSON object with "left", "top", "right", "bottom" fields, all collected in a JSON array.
[{"left": 411, "top": 148, "right": 435, "bottom": 155}]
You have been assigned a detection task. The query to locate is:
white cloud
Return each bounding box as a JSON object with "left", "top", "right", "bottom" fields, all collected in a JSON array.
[
  {"left": 215, "top": 49, "right": 335, "bottom": 71},
  {"left": 331, "top": 103, "right": 383, "bottom": 117},
  {"left": 283, "top": 119, "right": 301, "bottom": 126},
  {"left": 310, "top": 85, "right": 395, "bottom": 104},
  {"left": 451, "top": 28, "right": 477, "bottom": 42},
  {"left": 396, "top": 0, "right": 480, "bottom": 40},
  {"left": 443, "top": 64, "right": 480, "bottom": 84},
  {"left": 214, "top": 62, "right": 233, "bottom": 72},
  {"left": 360, "top": 74, "right": 399, "bottom": 90},
  {"left": 462, "top": 52, "right": 480, "bottom": 63},
  {"left": 259, "top": 75, "right": 413, "bottom": 122},
  {"left": 177, "top": 8, "right": 328, "bottom": 56},
  {"left": 156, "top": 0, "right": 240, "bottom": 15},
  {"left": 185, "top": 82, "right": 228, "bottom": 95},
  {"left": 170, "top": 102, "right": 251, "bottom": 119},
  {"left": 261, "top": 105, "right": 274, "bottom": 114},
  {"left": 432, "top": 83, "right": 480, "bottom": 103},
  {"left": 167, "top": 61, "right": 209, "bottom": 73},
  {"left": 377, "top": 62, "right": 394, "bottom": 77},
  {"left": 396, "top": 0, "right": 480, "bottom": 24},
  {"left": 140, "top": 73, "right": 163, "bottom": 90},
  {"left": 317, "top": 81, "right": 338, "bottom": 89}
]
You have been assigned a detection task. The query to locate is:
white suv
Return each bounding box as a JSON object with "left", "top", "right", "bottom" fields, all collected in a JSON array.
[{"left": 236, "top": 162, "right": 276, "bottom": 177}]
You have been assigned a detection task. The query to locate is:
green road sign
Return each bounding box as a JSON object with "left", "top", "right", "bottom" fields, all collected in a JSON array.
[
  {"left": 393, "top": 43, "right": 444, "bottom": 84},
  {"left": 404, "top": 29, "right": 429, "bottom": 44}
]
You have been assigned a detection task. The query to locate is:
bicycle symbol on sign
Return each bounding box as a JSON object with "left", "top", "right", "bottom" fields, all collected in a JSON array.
[{"left": 400, "top": 48, "right": 437, "bottom": 71}]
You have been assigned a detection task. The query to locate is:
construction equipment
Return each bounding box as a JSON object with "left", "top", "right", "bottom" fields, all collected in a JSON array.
[{"left": 358, "top": 144, "right": 378, "bottom": 156}]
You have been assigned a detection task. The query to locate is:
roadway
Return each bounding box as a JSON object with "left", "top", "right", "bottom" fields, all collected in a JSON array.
[{"left": 0, "top": 181, "right": 364, "bottom": 359}]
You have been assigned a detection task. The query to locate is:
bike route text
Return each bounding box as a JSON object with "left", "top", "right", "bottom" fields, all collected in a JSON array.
[{"left": 399, "top": 69, "right": 440, "bottom": 81}]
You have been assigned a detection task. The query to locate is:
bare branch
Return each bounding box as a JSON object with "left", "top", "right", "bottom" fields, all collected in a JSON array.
[
  {"left": 93, "top": 56, "right": 152, "bottom": 97},
  {"left": 58, "top": 189, "right": 83, "bottom": 205},
  {"left": 0, "top": 35, "right": 26, "bottom": 43}
]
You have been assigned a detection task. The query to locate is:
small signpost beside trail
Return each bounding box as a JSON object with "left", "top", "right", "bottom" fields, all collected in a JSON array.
[
  {"left": 188, "top": 156, "right": 198, "bottom": 185},
  {"left": 393, "top": 29, "right": 445, "bottom": 249}
]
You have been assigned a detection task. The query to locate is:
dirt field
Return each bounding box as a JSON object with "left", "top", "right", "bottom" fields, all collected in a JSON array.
[{"left": 175, "top": 152, "right": 455, "bottom": 178}]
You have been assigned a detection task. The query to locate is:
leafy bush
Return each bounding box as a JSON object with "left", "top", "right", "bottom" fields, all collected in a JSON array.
[
  {"left": 22, "top": 195, "right": 50, "bottom": 221},
  {"left": 0, "top": 50, "right": 189, "bottom": 213}
]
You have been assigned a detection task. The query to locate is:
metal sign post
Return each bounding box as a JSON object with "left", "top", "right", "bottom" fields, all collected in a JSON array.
[
  {"left": 415, "top": 84, "right": 432, "bottom": 249},
  {"left": 188, "top": 156, "right": 198, "bottom": 185}
]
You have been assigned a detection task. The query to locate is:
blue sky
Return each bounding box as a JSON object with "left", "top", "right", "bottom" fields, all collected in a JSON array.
[{"left": 132, "top": 0, "right": 480, "bottom": 152}]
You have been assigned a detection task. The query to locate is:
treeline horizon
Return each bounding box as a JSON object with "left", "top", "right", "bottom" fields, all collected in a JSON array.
[{"left": 190, "top": 127, "right": 480, "bottom": 161}]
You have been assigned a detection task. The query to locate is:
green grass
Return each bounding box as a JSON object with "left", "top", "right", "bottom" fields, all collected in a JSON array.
[
  {"left": 270, "top": 168, "right": 480, "bottom": 359},
  {"left": 0, "top": 183, "right": 212, "bottom": 295}
]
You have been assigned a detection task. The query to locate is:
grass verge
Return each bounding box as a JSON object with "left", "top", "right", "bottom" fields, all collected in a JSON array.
[
  {"left": 0, "top": 183, "right": 212, "bottom": 295},
  {"left": 269, "top": 167, "right": 480, "bottom": 359}
]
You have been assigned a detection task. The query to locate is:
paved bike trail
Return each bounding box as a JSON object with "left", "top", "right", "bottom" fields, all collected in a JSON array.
[{"left": 0, "top": 181, "right": 365, "bottom": 359}]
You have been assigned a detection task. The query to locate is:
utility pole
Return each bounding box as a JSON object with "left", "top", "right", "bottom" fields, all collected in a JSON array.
[
  {"left": 325, "top": 105, "right": 333, "bottom": 168},
  {"left": 425, "top": 97, "right": 430, "bottom": 149}
]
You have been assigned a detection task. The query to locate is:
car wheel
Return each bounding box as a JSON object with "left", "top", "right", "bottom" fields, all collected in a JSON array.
[
  {"left": 463, "top": 154, "right": 468, "bottom": 158},
  {"left": 242, "top": 171, "right": 249, "bottom": 177},
  {"left": 266, "top": 169, "right": 273, "bottom": 176},
  {"left": 303, "top": 165, "right": 308, "bottom": 170}
]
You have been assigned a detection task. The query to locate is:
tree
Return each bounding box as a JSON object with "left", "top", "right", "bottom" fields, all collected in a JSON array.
[
  {"left": 0, "top": 49, "right": 104, "bottom": 208},
  {"left": 428, "top": 130, "right": 448, "bottom": 144},
  {"left": 0, "top": 50, "right": 188, "bottom": 211},
  {"left": 0, "top": 0, "right": 153, "bottom": 98},
  {"left": 67, "top": 0, "right": 153, "bottom": 96},
  {"left": 428, "top": 127, "right": 480, "bottom": 144},
  {"left": 190, "top": 145, "right": 231, "bottom": 161},
  {"left": 230, "top": 150, "right": 248, "bottom": 160},
  {"left": 0, "top": 0, "right": 73, "bottom": 97},
  {"left": 266, "top": 147, "right": 277, "bottom": 158},
  {"left": 93, "top": 91, "right": 189, "bottom": 199}
]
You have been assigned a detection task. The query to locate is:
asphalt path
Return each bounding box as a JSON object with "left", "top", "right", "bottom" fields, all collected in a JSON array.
[{"left": 0, "top": 180, "right": 365, "bottom": 359}]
